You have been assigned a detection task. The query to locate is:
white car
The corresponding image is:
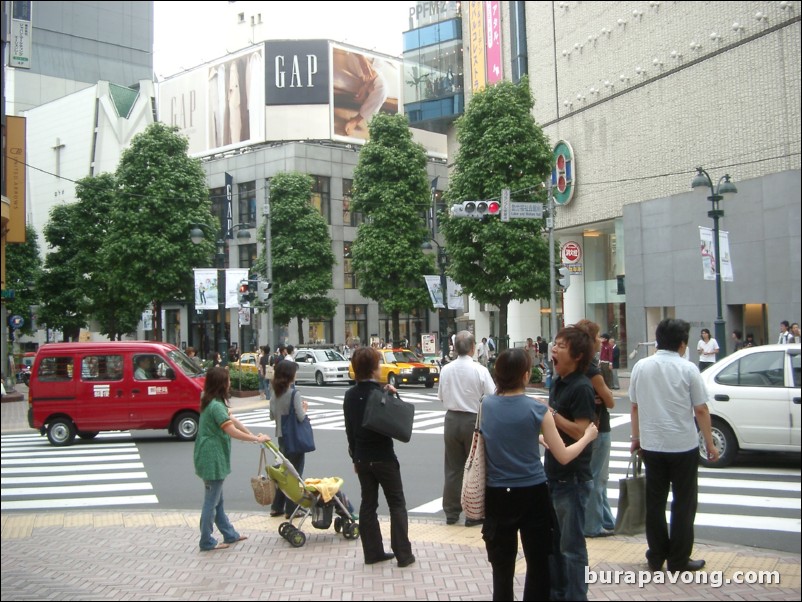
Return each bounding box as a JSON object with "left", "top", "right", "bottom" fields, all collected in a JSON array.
[
  {"left": 293, "top": 348, "right": 353, "bottom": 386},
  {"left": 698, "top": 343, "right": 801, "bottom": 467}
]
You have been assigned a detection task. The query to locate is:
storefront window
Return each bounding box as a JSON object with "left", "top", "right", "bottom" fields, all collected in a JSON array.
[
  {"left": 344, "top": 304, "right": 367, "bottom": 348},
  {"left": 308, "top": 318, "right": 333, "bottom": 345},
  {"left": 378, "top": 306, "right": 427, "bottom": 348}
]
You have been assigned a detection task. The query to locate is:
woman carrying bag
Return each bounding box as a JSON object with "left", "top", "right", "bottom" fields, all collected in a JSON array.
[
  {"left": 481, "top": 348, "right": 597, "bottom": 600},
  {"left": 269, "top": 360, "right": 310, "bottom": 518}
]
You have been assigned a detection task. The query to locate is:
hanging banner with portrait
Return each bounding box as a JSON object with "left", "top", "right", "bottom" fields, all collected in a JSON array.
[
  {"left": 699, "top": 227, "right": 733, "bottom": 282},
  {"left": 194, "top": 269, "right": 218, "bottom": 310}
]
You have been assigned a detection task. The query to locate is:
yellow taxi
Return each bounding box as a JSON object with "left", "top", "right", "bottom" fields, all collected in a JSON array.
[
  {"left": 232, "top": 351, "right": 259, "bottom": 374},
  {"left": 349, "top": 348, "right": 439, "bottom": 388}
]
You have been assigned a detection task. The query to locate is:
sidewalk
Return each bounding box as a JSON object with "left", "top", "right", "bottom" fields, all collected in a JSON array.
[{"left": 3, "top": 384, "right": 801, "bottom": 600}]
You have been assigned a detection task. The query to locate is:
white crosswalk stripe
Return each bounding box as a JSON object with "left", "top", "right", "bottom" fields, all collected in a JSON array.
[{"left": 0, "top": 433, "right": 158, "bottom": 511}]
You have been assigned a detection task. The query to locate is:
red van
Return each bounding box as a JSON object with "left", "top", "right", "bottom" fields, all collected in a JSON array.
[{"left": 28, "top": 341, "right": 205, "bottom": 446}]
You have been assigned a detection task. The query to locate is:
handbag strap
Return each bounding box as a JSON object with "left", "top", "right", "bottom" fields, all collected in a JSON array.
[
  {"left": 627, "top": 452, "right": 642, "bottom": 478},
  {"left": 288, "top": 389, "right": 297, "bottom": 417},
  {"left": 474, "top": 397, "right": 483, "bottom": 431},
  {"left": 257, "top": 447, "right": 267, "bottom": 475}
]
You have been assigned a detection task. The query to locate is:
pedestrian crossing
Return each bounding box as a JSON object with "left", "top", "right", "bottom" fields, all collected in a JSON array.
[{"left": 1, "top": 432, "right": 158, "bottom": 511}]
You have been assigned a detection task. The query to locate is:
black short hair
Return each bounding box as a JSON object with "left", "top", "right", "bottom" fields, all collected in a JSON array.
[
  {"left": 493, "top": 348, "right": 531, "bottom": 393},
  {"left": 655, "top": 319, "right": 690, "bottom": 352}
]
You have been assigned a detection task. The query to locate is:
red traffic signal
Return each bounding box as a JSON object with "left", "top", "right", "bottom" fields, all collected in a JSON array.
[
  {"left": 487, "top": 200, "right": 500, "bottom": 215},
  {"left": 238, "top": 281, "right": 249, "bottom": 294}
]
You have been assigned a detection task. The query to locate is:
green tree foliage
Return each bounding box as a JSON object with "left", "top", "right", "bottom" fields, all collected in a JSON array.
[
  {"left": 102, "top": 123, "right": 217, "bottom": 340},
  {"left": 350, "top": 113, "right": 434, "bottom": 343},
  {"left": 441, "top": 78, "right": 552, "bottom": 346},
  {"left": 262, "top": 172, "right": 336, "bottom": 343},
  {"left": 37, "top": 205, "right": 88, "bottom": 341},
  {"left": 4, "top": 225, "right": 42, "bottom": 337}
]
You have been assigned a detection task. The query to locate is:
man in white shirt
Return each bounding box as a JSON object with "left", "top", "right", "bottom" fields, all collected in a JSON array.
[
  {"left": 476, "top": 337, "right": 488, "bottom": 366},
  {"left": 438, "top": 331, "right": 495, "bottom": 526},
  {"left": 629, "top": 318, "right": 718, "bottom": 573},
  {"left": 778, "top": 321, "right": 792, "bottom": 344}
]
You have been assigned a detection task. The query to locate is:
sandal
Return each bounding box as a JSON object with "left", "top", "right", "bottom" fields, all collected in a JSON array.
[
  {"left": 225, "top": 535, "right": 248, "bottom": 543},
  {"left": 201, "top": 542, "right": 230, "bottom": 551}
]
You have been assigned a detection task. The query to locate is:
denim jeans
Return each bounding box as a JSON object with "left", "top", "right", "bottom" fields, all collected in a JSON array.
[
  {"left": 199, "top": 479, "right": 239, "bottom": 550},
  {"left": 584, "top": 432, "right": 615, "bottom": 535},
  {"left": 549, "top": 478, "right": 592, "bottom": 601}
]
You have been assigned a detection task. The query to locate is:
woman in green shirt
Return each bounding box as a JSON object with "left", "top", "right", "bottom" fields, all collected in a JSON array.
[{"left": 194, "top": 367, "right": 270, "bottom": 551}]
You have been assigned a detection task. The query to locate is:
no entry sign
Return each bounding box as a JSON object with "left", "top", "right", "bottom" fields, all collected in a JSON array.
[{"left": 561, "top": 241, "right": 582, "bottom": 264}]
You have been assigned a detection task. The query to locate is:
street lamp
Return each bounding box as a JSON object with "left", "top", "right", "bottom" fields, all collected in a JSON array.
[
  {"left": 191, "top": 224, "right": 251, "bottom": 366},
  {"left": 691, "top": 166, "right": 737, "bottom": 358}
]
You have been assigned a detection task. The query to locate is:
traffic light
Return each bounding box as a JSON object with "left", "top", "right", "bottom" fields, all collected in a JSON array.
[
  {"left": 238, "top": 280, "right": 250, "bottom": 305},
  {"left": 557, "top": 265, "right": 571, "bottom": 290},
  {"left": 259, "top": 281, "right": 273, "bottom": 302},
  {"left": 450, "top": 200, "right": 502, "bottom": 218}
]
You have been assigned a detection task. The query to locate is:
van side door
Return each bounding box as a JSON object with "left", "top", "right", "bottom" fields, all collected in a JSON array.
[{"left": 75, "top": 353, "right": 129, "bottom": 431}]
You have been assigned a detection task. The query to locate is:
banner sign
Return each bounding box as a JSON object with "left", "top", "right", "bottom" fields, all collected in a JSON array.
[
  {"left": 699, "top": 227, "right": 733, "bottom": 282},
  {"left": 226, "top": 268, "right": 249, "bottom": 308},
  {"left": 424, "top": 275, "right": 464, "bottom": 310},
  {"left": 194, "top": 269, "right": 218, "bottom": 310}
]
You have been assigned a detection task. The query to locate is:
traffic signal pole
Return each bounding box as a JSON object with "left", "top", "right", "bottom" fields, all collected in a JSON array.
[
  {"left": 264, "top": 183, "right": 275, "bottom": 350},
  {"left": 547, "top": 178, "right": 558, "bottom": 341}
]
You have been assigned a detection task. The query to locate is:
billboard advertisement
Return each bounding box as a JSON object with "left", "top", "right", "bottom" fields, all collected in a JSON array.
[
  {"left": 158, "top": 46, "right": 264, "bottom": 155},
  {"left": 330, "top": 45, "right": 401, "bottom": 142},
  {"left": 265, "top": 40, "right": 330, "bottom": 105}
]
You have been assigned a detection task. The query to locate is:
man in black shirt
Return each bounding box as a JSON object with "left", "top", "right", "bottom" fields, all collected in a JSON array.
[{"left": 545, "top": 325, "right": 597, "bottom": 601}]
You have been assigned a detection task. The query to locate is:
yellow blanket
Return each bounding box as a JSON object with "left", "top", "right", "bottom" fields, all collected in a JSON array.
[{"left": 303, "top": 477, "right": 343, "bottom": 502}]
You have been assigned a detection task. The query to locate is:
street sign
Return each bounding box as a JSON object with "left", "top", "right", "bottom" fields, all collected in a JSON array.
[
  {"left": 500, "top": 188, "right": 511, "bottom": 222},
  {"left": 509, "top": 202, "right": 544, "bottom": 219},
  {"left": 9, "top": 315, "right": 25, "bottom": 329},
  {"left": 561, "top": 241, "right": 582, "bottom": 264}
]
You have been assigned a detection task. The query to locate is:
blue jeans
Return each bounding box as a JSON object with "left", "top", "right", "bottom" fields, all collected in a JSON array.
[
  {"left": 199, "top": 479, "right": 239, "bottom": 550},
  {"left": 584, "top": 432, "right": 615, "bottom": 535},
  {"left": 549, "top": 478, "right": 592, "bottom": 601}
]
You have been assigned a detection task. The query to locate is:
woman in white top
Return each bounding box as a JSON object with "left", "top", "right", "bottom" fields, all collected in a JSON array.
[{"left": 696, "top": 328, "right": 719, "bottom": 372}]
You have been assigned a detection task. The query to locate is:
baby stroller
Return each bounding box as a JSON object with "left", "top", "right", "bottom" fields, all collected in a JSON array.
[{"left": 263, "top": 440, "right": 360, "bottom": 548}]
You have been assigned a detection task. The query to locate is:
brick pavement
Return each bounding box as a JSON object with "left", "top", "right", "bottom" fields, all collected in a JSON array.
[{"left": 1, "top": 511, "right": 800, "bottom": 601}]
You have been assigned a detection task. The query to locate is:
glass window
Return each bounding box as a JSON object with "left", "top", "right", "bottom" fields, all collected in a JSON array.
[
  {"left": 310, "top": 175, "right": 331, "bottom": 224},
  {"left": 345, "top": 304, "right": 367, "bottom": 348},
  {"left": 379, "top": 305, "right": 427, "bottom": 348},
  {"left": 209, "top": 186, "right": 226, "bottom": 228},
  {"left": 342, "top": 179, "right": 363, "bottom": 227},
  {"left": 133, "top": 354, "right": 171, "bottom": 381},
  {"left": 238, "top": 181, "right": 257, "bottom": 227},
  {"left": 37, "top": 356, "right": 74, "bottom": 381},
  {"left": 343, "top": 242, "right": 358, "bottom": 289},
  {"left": 81, "top": 355, "right": 123, "bottom": 381},
  {"left": 308, "top": 317, "right": 333, "bottom": 344},
  {"left": 238, "top": 243, "right": 257, "bottom": 269},
  {"left": 716, "top": 351, "right": 785, "bottom": 387}
]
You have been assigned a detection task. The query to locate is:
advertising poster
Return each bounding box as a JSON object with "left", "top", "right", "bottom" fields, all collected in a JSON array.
[
  {"left": 331, "top": 45, "right": 401, "bottom": 142},
  {"left": 699, "top": 227, "right": 733, "bottom": 282},
  {"left": 194, "top": 269, "right": 218, "bottom": 310},
  {"left": 208, "top": 48, "right": 265, "bottom": 149}
]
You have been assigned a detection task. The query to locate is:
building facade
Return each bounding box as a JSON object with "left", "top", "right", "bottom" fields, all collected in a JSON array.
[{"left": 446, "top": 0, "right": 800, "bottom": 363}]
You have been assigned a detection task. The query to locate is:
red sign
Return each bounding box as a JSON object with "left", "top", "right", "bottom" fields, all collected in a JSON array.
[{"left": 561, "top": 241, "right": 582, "bottom": 264}]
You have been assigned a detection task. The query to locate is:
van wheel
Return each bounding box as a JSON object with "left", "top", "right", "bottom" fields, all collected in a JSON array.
[
  {"left": 173, "top": 412, "right": 199, "bottom": 441},
  {"left": 315, "top": 372, "right": 326, "bottom": 386},
  {"left": 47, "top": 418, "right": 76, "bottom": 447},
  {"left": 77, "top": 431, "right": 99, "bottom": 440}
]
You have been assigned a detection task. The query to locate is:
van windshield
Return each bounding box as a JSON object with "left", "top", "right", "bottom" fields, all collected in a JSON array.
[{"left": 169, "top": 349, "right": 204, "bottom": 376}]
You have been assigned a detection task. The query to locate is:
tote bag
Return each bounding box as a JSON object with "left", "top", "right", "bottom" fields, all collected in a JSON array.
[
  {"left": 460, "top": 402, "right": 486, "bottom": 521},
  {"left": 281, "top": 390, "right": 316, "bottom": 454},
  {"left": 250, "top": 447, "right": 276, "bottom": 506},
  {"left": 614, "top": 452, "right": 646, "bottom": 535},
  {"left": 362, "top": 388, "right": 415, "bottom": 443}
]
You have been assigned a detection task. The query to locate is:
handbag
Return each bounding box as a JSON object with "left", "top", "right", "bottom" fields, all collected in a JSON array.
[
  {"left": 361, "top": 388, "right": 415, "bottom": 443},
  {"left": 460, "top": 402, "right": 486, "bottom": 521},
  {"left": 281, "top": 390, "right": 316, "bottom": 454},
  {"left": 250, "top": 447, "right": 276, "bottom": 506},
  {"left": 614, "top": 452, "right": 647, "bottom": 535}
]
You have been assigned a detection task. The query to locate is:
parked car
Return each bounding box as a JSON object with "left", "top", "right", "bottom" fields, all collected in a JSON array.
[
  {"left": 233, "top": 351, "right": 259, "bottom": 374},
  {"left": 349, "top": 348, "right": 440, "bottom": 388},
  {"left": 698, "top": 343, "right": 801, "bottom": 467},
  {"left": 294, "top": 347, "right": 353, "bottom": 386}
]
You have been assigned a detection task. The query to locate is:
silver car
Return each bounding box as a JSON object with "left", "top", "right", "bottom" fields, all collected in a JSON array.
[{"left": 293, "top": 348, "right": 353, "bottom": 386}]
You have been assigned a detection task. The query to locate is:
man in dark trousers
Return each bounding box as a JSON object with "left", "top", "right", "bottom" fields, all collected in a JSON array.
[{"left": 629, "top": 318, "right": 719, "bottom": 573}]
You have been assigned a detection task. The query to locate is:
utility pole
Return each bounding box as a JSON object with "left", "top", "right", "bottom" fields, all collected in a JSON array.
[
  {"left": 264, "top": 182, "right": 274, "bottom": 349},
  {"left": 546, "top": 178, "right": 558, "bottom": 341}
]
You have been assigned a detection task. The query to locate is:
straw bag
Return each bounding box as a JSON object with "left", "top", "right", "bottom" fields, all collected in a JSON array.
[
  {"left": 251, "top": 447, "right": 276, "bottom": 506},
  {"left": 461, "top": 402, "right": 485, "bottom": 520}
]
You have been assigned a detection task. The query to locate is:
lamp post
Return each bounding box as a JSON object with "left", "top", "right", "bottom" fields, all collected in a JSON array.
[
  {"left": 423, "top": 178, "right": 450, "bottom": 362},
  {"left": 691, "top": 166, "right": 737, "bottom": 358},
  {"left": 191, "top": 224, "right": 251, "bottom": 366}
]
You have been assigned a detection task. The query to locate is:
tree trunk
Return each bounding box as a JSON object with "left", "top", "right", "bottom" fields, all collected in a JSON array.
[
  {"left": 499, "top": 298, "right": 511, "bottom": 352},
  {"left": 152, "top": 300, "right": 163, "bottom": 341},
  {"left": 392, "top": 310, "right": 401, "bottom": 346},
  {"left": 296, "top": 316, "right": 305, "bottom": 345}
]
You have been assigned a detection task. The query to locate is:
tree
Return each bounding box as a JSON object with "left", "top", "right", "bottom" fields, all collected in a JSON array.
[
  {"left": 103, "top": 123, "right": 217, "bottom": 340},
  {"left": 259, "top": 172, "right": 337, "bottom": 344},
  {"left": 4, "top": 225, "right": 42, "bottom": 337},
  {"left": 37, "top": 205, "right": 88, "bottom": 341},
  {"left": 441, "top": 78, "right": 553, "bottom": 348},
  {"left": 350, "top": 113, "right": 434, "bottom": 343}
]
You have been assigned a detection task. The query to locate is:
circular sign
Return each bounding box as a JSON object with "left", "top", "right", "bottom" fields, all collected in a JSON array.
[
  {"left": 9, "top": 315, "right": 25, "bottom": 329},
  {"left": 561, "top": 241, "right": 582, "bottom": 264}
]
